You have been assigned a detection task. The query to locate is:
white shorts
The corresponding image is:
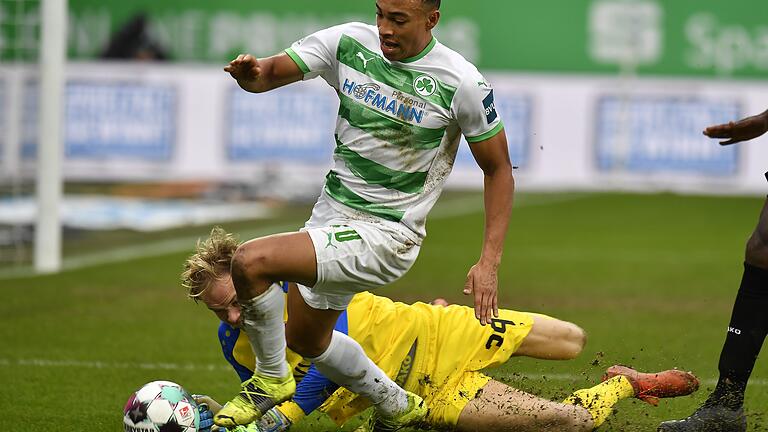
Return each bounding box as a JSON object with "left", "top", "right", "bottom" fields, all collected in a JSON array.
[{"left": 298, "top": 195, "right": 421, "bottom": 310}]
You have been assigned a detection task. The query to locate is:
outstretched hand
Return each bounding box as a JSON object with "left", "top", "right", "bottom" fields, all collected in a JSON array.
[
  {"left": 463, "top": 262, "right": 499, "bottom": 326},
  {"left": 224, "top": 54, "right": 262, "bottom": 84},
  {"left": 703, "top": 111, "right": 768, "bottom": 145},
  {"left": 193, "top": 395, "right": 223, "bottom": 432}
]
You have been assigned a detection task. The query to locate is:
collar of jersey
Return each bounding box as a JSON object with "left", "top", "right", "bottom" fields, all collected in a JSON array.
[{"left": 398, "top": 37, "right": 436, "bottom": 63}]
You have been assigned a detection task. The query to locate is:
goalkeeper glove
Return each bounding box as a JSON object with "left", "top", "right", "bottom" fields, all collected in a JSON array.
[
  {"left": 221, "top": 409, "right": 292, "bottom": 432},
  {"left": 197, "top": 402, "right": 214, "bottom": 432},
  {"left": 255, "top": 407, "right": 292, "bottom": 432},
  {"left": 192, "top": 394, "right": 290, "bottom": 432},
  {"left": 193, "top": 394, "right": 224, "bottom": 432}
]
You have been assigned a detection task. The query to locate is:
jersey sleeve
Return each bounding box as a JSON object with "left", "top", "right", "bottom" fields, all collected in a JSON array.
[
  {"left": 291, "top": 364, "right": 340, "bottom": 415},
  {"left": 453, "top": 69, "right": 504, "bottom": 144},
  {"left": 217, "top": 323, "right": 254, "bottom": 382},
  {"left": 284, "top": 24, "right": 345, "bottom": 81}
]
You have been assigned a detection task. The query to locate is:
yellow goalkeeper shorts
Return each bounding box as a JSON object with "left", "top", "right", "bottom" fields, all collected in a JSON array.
[
  {"left": 403, "top": 303, "right": 535, "bottom": 428},
  {"left": 319, "top": 302, "right": 535, "bottom": 428}
]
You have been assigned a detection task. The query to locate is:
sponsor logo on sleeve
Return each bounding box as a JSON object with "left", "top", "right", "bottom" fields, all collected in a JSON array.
[{"left": 483, "top": 90, "right": 498, "bottom": 124}]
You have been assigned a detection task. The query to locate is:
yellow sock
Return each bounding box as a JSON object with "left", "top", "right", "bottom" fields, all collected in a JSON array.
[{"left": 562, "top": 376, "right": 635, "bottom": 428}]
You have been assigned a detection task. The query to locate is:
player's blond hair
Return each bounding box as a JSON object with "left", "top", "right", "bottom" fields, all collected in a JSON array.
[{"left": 181, "top": 226, "right": 239, "bottom": 301}]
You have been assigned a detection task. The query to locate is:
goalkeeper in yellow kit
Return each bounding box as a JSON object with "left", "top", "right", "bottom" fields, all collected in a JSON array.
[{"left": 183, "top": 228, "right": 699, "bottom": 432}]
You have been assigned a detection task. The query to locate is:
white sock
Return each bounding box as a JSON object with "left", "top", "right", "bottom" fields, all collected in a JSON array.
[
  {"left": 240, "top": 284, "right": 289, "bottom": 378},
  {"left": 308, "top": 330, "right": 408, "bottom": 417}
]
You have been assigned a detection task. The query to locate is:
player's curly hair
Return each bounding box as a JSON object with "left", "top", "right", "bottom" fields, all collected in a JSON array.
[
  {"left": 181, "top": 226, "right": 239, "bottom": 301},
  {"left": 423, "top": 0, "right": 440, "bottom": 9}
]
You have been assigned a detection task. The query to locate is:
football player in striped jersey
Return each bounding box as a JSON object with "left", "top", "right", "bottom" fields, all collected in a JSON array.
[{"left": 214, "top": 0, "right": 514, "bottom": 429}]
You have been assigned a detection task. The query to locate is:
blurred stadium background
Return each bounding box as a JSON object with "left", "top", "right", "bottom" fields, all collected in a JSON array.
[{"left": 1, "top": 0, "right": 767, "bottom": 430}]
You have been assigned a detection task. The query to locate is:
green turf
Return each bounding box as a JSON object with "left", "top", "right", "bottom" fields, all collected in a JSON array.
[{"left": 1, "top": 191, "right": 766, "bottom": 431}]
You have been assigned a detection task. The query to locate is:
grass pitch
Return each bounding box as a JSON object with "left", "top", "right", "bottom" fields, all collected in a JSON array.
[{"left": 1, "top": 191, "right": 767, "bottom": 431}]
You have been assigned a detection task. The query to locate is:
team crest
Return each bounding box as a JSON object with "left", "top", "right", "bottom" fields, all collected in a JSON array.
[{"left": 413, "top": 75, "right": 436, "bottom": 97}]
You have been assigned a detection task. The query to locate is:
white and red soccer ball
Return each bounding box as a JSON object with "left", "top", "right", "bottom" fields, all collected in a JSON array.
[{"left": 123, "top": 380, "right": 200, "bottom": 432}]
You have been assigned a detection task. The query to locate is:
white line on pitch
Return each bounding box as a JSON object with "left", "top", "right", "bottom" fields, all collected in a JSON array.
[
  {"left": 0, "top": 194, "right": 587, "bottom": 280},
  {"left": 1, "top": 357, "right": 765, "bottom": 387},
  {"left": 0, "top": 222, "right": 299, "bottom": 280},
  {"left": 0, "top": 358, "right": 231, "bottom": 372}
]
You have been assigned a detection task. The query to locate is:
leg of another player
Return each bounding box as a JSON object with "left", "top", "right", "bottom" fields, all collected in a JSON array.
[
  {"left": 746, "top": 196, "right": 768, "bottom": 268},
  {"left": 659, "top": 197, "right": 768, "bottom": 431},
  {"left": 710, "top": 197, "right": 768, "bottom": 406},
  {"left": 285, "top": 284, "right": 413, "bottom": 418},
  {"left": 455, "top": 380, "right": 594, "bottom": 432},
  {"left": 513, "top": 315, "right": 587, "bottom": 360},
  {"left": 714, "top": 198, "right": 768, "bottom": 402}
]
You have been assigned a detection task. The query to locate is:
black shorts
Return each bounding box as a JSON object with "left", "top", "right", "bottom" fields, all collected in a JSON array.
[{"left": 765, "top": 171, "right": 768, "bottom": 182}]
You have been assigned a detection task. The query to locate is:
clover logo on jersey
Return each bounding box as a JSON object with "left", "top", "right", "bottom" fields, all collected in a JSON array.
[{"left": 413, "top": 75, "right": 436, "bottom": 97}]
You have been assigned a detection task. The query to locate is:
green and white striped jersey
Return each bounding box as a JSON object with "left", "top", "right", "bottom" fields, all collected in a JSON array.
[{"left": 285, "top": 22, "right": 504, "bottom": 239}]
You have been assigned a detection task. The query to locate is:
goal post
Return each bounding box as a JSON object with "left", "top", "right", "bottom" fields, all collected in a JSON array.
[{"left": 34, "top": 0, "right": 66, "bottom": 273}]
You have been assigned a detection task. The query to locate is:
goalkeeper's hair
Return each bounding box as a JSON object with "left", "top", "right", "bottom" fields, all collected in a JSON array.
[
  {"left": 423, "top": 0, "right": 440, "bottom": 10},
  {"left": 181, "top": 226, "right": 239, "bottom": 301}
]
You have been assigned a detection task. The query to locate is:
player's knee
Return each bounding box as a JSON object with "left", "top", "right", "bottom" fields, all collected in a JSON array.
[
  {"left": 561, "top": 323, "right": 587, "bottom": 359},
  {"left": 572, "top": 325, "right": 587, "bottom": 356},
  {"left": 745, "top": 228, "right": 768, "bottom": 269},
  {"left": 231, "top": 240, "right": 271, "bottom": 283}
]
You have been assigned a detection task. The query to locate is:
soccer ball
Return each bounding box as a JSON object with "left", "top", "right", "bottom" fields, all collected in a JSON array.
[{"left": 123, "top": 380, "right": 200, "bottom": 432}]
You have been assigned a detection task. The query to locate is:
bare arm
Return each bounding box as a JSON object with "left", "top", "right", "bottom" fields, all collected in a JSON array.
[
  {"left": 703, "top": 109, "right": 768, "bottom": 145},
  {"left": 464, "top": 129, "right": 514, "bottom": 325},
  {"left": 223, "top": 53, "right": 304, "bottom": 93}
]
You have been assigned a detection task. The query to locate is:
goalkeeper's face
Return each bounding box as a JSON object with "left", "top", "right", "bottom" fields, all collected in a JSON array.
[
  {"left": 200, "top": 275, "right": 242, "bottom": 328},
  {"left": 376, "top": 0, "right": 439, "bottom": 61}
]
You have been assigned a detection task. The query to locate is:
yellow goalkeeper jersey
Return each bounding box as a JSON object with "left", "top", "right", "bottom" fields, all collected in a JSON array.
[{"left": 218, "top": 284, "right": 534, "bottom": 427}]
